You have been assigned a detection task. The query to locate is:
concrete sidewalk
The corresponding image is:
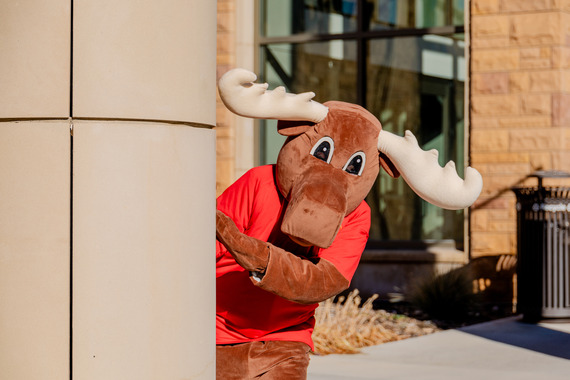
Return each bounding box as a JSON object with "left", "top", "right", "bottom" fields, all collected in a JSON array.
[{"left": 308, "top": 316, "right": 570, "bottom": 380}]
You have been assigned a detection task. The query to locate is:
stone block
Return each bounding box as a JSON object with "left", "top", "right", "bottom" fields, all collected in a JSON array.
[
  {"left": 0, "top": 121, "right": 70, "bottom": 379},
  {"left": 486, "top": 163, "right": 532, "bottom": 175},
  {"left": 472, "top": 15, "right": 509, "bottom": 38},
  {"left": 552, "top": 47, "right": 570, "bottom": 69},
  {"left": 552, "top": 93, "right": 570, "bottom": 126},
  {"left": 471, "top": 116, "right": 500, "bottom": 129},
  {"left": 216, "top": 64, "right": 234, "bottom": 80},
  {"left": 73, "top": 1, "right": 216, "bottom": 124},
  {"left": 217, "top": 10, "right": 235, "bottom": 33},
  {"left": 471, "top": 232, "right": 516, "bottom": 256},
  {"left": 520, "top": 47, "right": 552, "bottom": 69},
  {"left": 472, "top": 129, "right": 510, "bottom": 151},
  {"left": 472, "top": 0, "right": 500, "bottom": 14},
  {"left": 510, "top": 13, "right": 561, "bottom": 46},
  {"left": 471, "top": 49, "right": 519, "bottom": 72},
  {"left": 471, "top": 152, "right": 530, "bottom": 164},
  {"left": 563, "top": 70, "right": 570, "bottom": 92},
  {"left": 520, "top": 94, "right": 551, "bottom": 115},
  {"left": 472, "top": 72, "right": 509, "bottom": 94},
  {"left": 481, "top": 174, "right": 528, "bottom": 196},
  {"left": 498, "top": 116, "right": 551, "bottom": 128},
  {"left": 530, "top": 151, "right": 553, "bottom": 170},
  {"left": 500, "top": 0, "right": 553, "bottom": 12},
  {"left": 217, "top": 32, "right": 235, "bottom": 55},
  {"left": 215, "top": 108, "right": 236, "bottom": 135},
  {"left": 217, "top": 53, "right": 235, "bottom": 67},
  {"left": 509, "top": 72, "right": 530, "bottom": 92},
  {"left": 509, "top": 128, "right": 565, "bottom": 150},
  {"left": 217, "top": 0, "right": 235, "bottom": 13},
  {"left": 560, "top": 0, "right": 570, "bottom": 11},
  {"left": 471, "top": 94, "right": 519, "bottom": 116},
  {"left": 528, "top": 70, "right": 561, "bottom": 92},
  {"left": 216, "top": 158, "right": 235, "bottom": 196},
  {"left": 489, "top": 208, "right": 513, "bottom": 221},
  {"left": 471, "top": 209, "right": 490, "bottom": 232},
  {"left": 0, "top": 1, "right": 70, "bottom": 118},
  {"left": 472, "top": 37, "right": 511, "bottom": 49},
  {"left": 472, "top": 195, "right": 514, "bottom": 210},
  {"left": 563, "top": 12, "right": 570, "bottom": 43},
  {"left": 552, "top": 150, "right": 570, "bottom": 171},
  {"left": 216, "top": 135, "right": 235, "bottom": 158},
  {"left": 489, "top": 220, "right": 516, "bottom": 233}
]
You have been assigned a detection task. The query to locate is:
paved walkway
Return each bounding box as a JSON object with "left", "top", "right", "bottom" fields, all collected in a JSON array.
[{"left": 308, "top": 316, "right": 570, "bottom": 380}]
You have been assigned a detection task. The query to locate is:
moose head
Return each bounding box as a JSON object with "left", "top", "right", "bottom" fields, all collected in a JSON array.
[{"left": 218, "top": 68, "right": 482, "bottom": 249}]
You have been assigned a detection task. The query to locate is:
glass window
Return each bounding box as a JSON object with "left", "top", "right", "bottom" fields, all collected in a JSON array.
[
  {"left": 366, "top": 0, "right": 464, "bottom": 30},
  {"left": 258, "top": 1, "right": 466, "bottom": 245},
  {"left": 262, "top": 0, "right": 358, "bottom": 37},
  {"left": 366, "top": 34, "right": 465, "bottom": 241},
  {"left": 260, "top": 41, "right": 358, "bottom": 163}
]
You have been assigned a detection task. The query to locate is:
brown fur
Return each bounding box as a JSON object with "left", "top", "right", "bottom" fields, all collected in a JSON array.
[
  {"left": 216, "top": 341, "right": 310, "bottom": 379},
  {"left": 276, "top": 101, "right": 397, "bottom": 248}
]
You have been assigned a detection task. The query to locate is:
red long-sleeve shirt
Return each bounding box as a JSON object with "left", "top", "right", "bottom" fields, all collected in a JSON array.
[{"left": 216, "top": 165, "right": 370, "bottom": 349}]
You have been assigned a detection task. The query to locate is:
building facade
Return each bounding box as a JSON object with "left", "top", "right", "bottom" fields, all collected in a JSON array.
[{"left": 216, "top": 0, "right": 570, "bottom": 310}]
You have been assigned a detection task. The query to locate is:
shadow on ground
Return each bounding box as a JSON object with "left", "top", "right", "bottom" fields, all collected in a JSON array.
[{"left": 460, "top": 317, "right": 570, "bottom": 360}]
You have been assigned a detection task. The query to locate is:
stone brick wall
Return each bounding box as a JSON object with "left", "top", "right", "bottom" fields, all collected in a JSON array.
[
  {"left": 470, "top": 0, "right": 570, "bottom": 258},
  {"left": 216, "top": 0, "right": 237, "bottom": 196}
]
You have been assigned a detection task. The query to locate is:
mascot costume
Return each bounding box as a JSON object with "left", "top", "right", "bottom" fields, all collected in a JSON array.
[{"left": 215, "top": 68, "right": 482, "bottom": 379}]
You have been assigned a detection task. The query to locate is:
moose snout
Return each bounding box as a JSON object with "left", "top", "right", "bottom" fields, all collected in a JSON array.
[{"left": 280, "top": 168, "right": 350, "bottom": 248}]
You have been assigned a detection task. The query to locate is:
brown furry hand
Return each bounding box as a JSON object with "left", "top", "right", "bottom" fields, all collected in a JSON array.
[{"left": 216, "top": 210, "right": 270, "bottom": 272}]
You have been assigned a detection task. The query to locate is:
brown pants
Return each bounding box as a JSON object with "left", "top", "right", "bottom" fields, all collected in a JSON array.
[{"left": 216, "top": 341, "right": 311, "bottom": 379}]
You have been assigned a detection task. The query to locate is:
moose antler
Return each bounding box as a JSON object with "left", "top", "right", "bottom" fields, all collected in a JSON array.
[
  {"left": 218, "top": 68, "right": 329, "bottom": 123},
  {"left": 378, "top": 130, "right": 483, "bottom": 210}
]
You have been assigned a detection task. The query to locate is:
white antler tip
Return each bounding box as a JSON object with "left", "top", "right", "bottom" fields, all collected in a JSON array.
[{"left": 298, "top": 92, "right": 316, "bottom": 102}]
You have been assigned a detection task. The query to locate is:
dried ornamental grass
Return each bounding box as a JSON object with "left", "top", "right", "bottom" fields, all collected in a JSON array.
[{"left": 312, "top": 290, "right": 440, "bottom": 355}]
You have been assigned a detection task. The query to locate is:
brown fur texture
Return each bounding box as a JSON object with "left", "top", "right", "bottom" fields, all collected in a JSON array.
[
  {"left": 256, "top": 246, "right": 349, "bottom": 304},
  {"left": 216, "top": 210, "right": 269, "bottom": 273},
  {"left": 276, "top": 101, "right": 396, "bottom": 248},
  {"left": 216, "top": 341, "right": 310, "bottom": 379}
]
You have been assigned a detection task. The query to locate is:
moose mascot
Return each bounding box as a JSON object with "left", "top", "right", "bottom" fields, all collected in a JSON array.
[{"left": 215, "top": 68, "right": 482, "bottom": 379}]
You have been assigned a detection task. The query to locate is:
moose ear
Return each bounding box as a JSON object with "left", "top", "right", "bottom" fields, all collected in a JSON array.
[
  {"left": 277, "top": 120, "right": 316, "bottom": 136},
  {"left": 379, "top": 152, "right": 400, "bottom": 178}
]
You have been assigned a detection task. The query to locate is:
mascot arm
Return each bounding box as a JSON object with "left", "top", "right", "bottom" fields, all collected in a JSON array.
[
  {"left": 216, "top": 210, "right": 348, "bottom": 304},
  {"left": 254, "top": 245, "right": 349, "bottom": 305},
  {"left": 216, "top": 210, "right": 269, "bottom": 273}
]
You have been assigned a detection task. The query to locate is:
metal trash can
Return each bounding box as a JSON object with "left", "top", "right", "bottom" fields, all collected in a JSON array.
[{"left": 512, "top": 170, "right": 570, "bottom": 322}]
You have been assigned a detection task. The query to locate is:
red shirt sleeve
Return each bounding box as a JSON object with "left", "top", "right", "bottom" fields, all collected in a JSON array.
[
  {"left": 316, "top": 201, "right": 370, "bottom": 282},
  {"left": 216, "top": 169, "right": 256, "bottom": 259}
]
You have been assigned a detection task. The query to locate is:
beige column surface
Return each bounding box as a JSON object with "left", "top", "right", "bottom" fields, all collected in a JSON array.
[
  {"left": 2, "top": 0, "right": 217, "bottom": 378},
  {"left": 0, "top": 1, "right": 71, "bottom": 118},
  {"left": 73, "top": 0, "right": 217, "bottom": 125},
  {"left": 0, "top": 121, "right": 71, "bottom": 379},
  {"left": 72, "top": 121, "right": 216, "bottom": 379}
]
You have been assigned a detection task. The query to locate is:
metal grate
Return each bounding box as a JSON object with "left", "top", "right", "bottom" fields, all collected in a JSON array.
[
  {"left": 544, "top": 208, "right": 570, "bottom": 317},
  {"left": 514, "top": 185, "right": 570, "bottom": 321}
]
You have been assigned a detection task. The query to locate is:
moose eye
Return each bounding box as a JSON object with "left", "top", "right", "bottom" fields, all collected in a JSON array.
[
  {"left": 310, "top": 136, "right": 334, "bottom": 164},
  {"left": 343, "top": 152, "right": 366, "bottom": 176}
]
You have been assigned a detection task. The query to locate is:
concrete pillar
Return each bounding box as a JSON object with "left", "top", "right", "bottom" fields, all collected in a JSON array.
[{"left": 1, "top": 1, "right": 216, "bottom": 379}]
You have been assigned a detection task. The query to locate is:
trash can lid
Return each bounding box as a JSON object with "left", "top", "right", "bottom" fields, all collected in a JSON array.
[{"left": 529, "top": 170, "right": 570, "bottom": 179}]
